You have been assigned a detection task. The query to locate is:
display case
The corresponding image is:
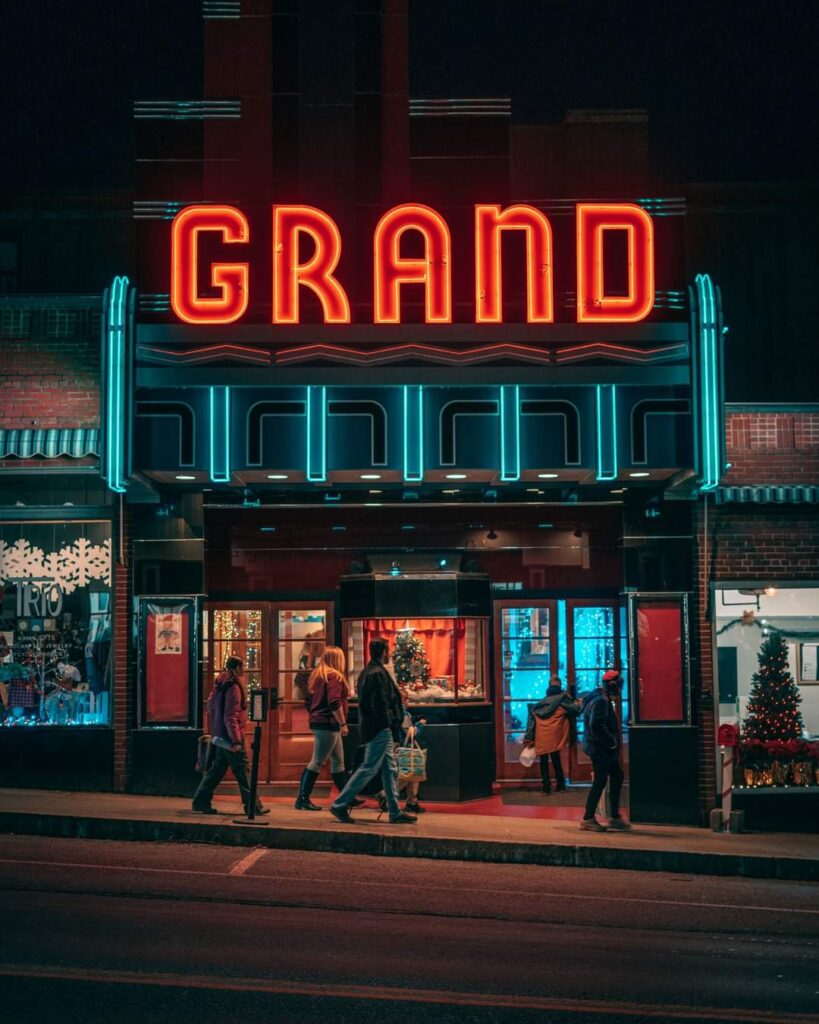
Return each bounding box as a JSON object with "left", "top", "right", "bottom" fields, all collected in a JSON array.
[
  {"left": 338, "top": 572, "right": 493, "bottom": 800},
  {"left": 342, "top": 617, "right": 487, "bottom": 704}
]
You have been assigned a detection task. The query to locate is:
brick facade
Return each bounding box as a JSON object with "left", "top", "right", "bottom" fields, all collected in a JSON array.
[
  {"left": 0, "top": 336, "right": 100, "bottom": 430},
  {"left": 112, "top": 506, "right": 134, "bottom": 791},
  {"left": 691, "top": 408, "right": 819, "bottom": 813}
]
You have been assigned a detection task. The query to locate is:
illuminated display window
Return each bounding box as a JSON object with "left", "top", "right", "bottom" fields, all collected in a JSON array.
[
  {"left": 343, "top": 617, "right": 486, "bottom": 704},
  {"left": 0, "top": 521, "right": 112, "bottom": 729}
]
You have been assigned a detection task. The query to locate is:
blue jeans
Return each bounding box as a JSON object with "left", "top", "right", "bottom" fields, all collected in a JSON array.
[
  {"left": 331, "top": 728, "right": 400, "bottom": 818},
  {"left": 306, "top": 728, "right": 345, "bottom": 773}
]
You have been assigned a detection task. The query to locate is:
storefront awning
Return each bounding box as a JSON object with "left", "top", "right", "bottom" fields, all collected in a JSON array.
[
  {"left": 0, "top": 428, "right": 100, "bottom": 460},
  {"left": 716, "top": 485, "right": 819, "bottom": 505}
]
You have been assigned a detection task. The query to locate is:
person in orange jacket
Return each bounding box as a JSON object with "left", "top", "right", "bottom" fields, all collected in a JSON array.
[{"left": 523, "top": 675, "right": 580, "bottom": 793}]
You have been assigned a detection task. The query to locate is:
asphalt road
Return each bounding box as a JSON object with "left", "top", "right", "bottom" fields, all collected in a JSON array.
[{"left": 1, "top": 834, "right": 817, "bottom": 1024}]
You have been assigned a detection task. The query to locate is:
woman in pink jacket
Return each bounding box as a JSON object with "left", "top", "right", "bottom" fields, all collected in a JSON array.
[{"left": 192, "top": 656, "right": 268, "bottom": 816}]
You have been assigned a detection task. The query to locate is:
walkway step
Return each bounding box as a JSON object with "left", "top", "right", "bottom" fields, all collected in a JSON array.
[{"left": 0, "top": 809, "right": 816, "bottom": 881}]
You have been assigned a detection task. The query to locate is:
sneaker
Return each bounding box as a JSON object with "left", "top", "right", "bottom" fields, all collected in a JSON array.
[
  {"left": 329, "top": 805, "right": 355, "bottom": 824},
  {"left": 389, "top": 812, "right": 418, "bottom": 824},
  {"left": 608, "top": 816, "right": 632, "bottom": 830},
  {"left": 192, "top": 805, "right": 218, "bottom": 815},
  {"left": 579, "top": 817, "right": 607, "bottom": 832},
  {"left": 405, "top": 801, "right": 426, "bottom": 814}
]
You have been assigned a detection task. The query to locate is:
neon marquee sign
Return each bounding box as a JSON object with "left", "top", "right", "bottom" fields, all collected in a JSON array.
[{"left": 170, "top": 202, "right": 654, "bottom": 327}]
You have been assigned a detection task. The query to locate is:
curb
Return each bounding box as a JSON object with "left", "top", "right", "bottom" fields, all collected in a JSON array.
[{"left": 1, "top": 810, "right": 817, "bottom": 881}]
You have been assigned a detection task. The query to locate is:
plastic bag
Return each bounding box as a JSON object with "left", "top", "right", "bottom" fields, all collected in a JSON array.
[{"left": 519, "top": 745, "right": 537, "bottom": 768}]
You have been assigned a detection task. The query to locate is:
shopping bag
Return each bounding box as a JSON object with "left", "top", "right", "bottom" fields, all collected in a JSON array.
[
  {"left": 519, "top": 745, "right": 538, "bottom": 768},
  {"left": 397, "top": 739, "right": 427, "bottom": 784},
  {"left": 194, "top": 734, "right": 214, "bottom": 774}
]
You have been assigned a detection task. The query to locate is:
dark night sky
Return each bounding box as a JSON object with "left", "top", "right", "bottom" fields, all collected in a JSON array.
[{"left": 2, "top": 0, "right": 818, "bottom": 191}]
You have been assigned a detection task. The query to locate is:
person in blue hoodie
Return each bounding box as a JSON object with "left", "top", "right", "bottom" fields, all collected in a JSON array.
[{"left": 579, "top": 669, "right": 631, "bottom": 832}]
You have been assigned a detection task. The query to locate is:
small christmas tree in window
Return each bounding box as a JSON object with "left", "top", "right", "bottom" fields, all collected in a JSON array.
[
  {"left": 741, "top": 631, "right": 804, "bottom": 742},
  {"left": 393, "top": 624, "right": 430, "bottom": 687}
]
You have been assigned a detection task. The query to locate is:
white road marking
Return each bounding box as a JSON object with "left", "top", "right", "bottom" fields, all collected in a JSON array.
[
  {"left": 227, "top": 848, "right": 269, "bottom": 876},
  {"left": 0, "top": 963, "right": 815, "bottom": 1023},
  {"left": 0, "top": 856, "right": 816, "bottom": 916}
]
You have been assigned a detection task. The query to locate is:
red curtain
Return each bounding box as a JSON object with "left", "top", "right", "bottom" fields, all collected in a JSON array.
[{"left": 362, "top": 618, "right": 466, "bottom": 683}]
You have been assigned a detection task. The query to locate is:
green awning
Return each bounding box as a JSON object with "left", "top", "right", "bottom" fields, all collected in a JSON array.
[
  {"left": 716, "top": 485, "right": 819, "bottom": 505},
  {"left": 0, "top": 428, "right": 99, "bottom": 459}
]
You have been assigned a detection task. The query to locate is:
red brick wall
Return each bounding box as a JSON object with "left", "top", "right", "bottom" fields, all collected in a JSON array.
[
  {"left": 725, "top": 410, "right": 819, "bottom": 484},
  {"left": 0, "top": 337, "right": 100, "bottom": 430},
  {"left": 112, "top": 507, "right": 134, "bottom": 791}
]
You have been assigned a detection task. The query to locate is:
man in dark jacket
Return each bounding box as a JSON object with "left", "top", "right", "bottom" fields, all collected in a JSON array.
[
  {"left": 330, "top": 638, "right": 416, "bottom": 825},
  {"left": 579, "top": 669, "right": 631, "bottom": 832},
  {"left": 192, "top": 656, "right": 268, "bottom": 817}
]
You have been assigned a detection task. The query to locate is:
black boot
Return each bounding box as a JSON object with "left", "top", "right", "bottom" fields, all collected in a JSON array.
[
  {"left": 295, "top": 768, "right": 321, "bottom": 810},
  {"left": 332, "top": 771, "right": 365, "bottom": 807}
]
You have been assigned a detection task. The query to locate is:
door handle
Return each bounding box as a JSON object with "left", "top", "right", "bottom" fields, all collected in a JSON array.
[{"left": 269, "top": 686, "right": 278, "bottom": 709}]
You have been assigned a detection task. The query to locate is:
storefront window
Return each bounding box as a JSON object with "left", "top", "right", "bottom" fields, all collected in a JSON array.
[
  {"left": 344, "top": 617, "right": 486, "bottom": 703},
  {"left": 572, "top": 602, "right": 628, "bottom": 743},
  {"left": 716, "top": 586, "right": 819, "bottom": 790},
  {"left": 0, "top": 521, "right": 112, "bottom": 727}
]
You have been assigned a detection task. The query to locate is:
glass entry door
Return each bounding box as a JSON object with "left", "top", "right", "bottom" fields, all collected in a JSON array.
[
  {"left": 494, "top": 598, "right": 626, "bottom": 784},
  {"left": 203, "top": 601, "right": 333, "bottom": 784}
]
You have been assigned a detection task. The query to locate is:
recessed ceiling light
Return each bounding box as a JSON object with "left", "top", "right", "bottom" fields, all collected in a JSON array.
[
  {"left": 267, "top": 473, "right": 288, "bottom": 480},
  {"left": 629, "top": 471, "right": 650, "bottom": 478},
  {"left": 368, "top": 489, "right": 382, "bottom": 495},
  {"left": 445, "top": 473, "right": 467, "bottom": 480},
  {"left": 360, "top": 473, "right": 381, "bottom": 481},
  {"left": 538, "top": 473, "right": 559, "bottom": 479},
  {"left": 175, "top": 474, "right": 196, "bottom": 481},
  {"left": 442, "top": 489, "right": 459, "bottom": 495},
  {"left": 610, "top": 488, "right": 626, "bottom": 494}
]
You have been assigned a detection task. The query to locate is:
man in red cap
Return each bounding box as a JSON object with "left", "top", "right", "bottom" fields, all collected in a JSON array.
[{"left": 579, "top": 669, "right": 631, "bottom": 832}]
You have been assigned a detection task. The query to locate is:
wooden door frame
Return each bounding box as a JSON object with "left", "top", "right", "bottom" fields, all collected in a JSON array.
[
  {"left": 269, "top": 600, "right": 335, "bottom": 785},
  {"left": 203, "top": 600, "right": 272, "bottom": 781}
]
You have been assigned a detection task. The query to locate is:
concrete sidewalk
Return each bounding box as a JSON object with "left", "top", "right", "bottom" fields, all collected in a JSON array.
[{"left": 1, "top": 788, "right": 817, "bottom": 880}]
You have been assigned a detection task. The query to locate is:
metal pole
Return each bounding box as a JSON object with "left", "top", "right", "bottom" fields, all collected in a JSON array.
[{"left": 247, "top": 724, "right": 261, "bottom": 822}]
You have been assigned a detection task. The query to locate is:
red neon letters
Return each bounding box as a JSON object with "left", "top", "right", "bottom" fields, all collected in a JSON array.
[
  {"left": 576, "top": 203, "right": 654, "bottom": 323},
  {"left": 273, "top": 206, "right": 350, "bottom": 323},
  {"left": 170, "top": 202, "right": 655, "bottom": 325},
  {"left": 475, "top": 204, "right": 554, "bottom": 323},
  {"left": 373, "top": 204, "right": 452, "bottom": 323},
  {"left": 171, "top": 206, "right": 249, "bottom": 324}
]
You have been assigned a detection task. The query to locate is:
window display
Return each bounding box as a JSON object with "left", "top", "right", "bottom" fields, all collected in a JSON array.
[
  {"left": 0, "top": 521, "right": 112, "bottom": 727},
  {"left": 343, "top": 617, "right": 487, "bottom": 703}
]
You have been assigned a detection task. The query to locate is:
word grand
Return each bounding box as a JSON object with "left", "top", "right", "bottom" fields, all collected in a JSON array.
[{"left": 171, "top": 202, "right": 654, "bottom": 326}]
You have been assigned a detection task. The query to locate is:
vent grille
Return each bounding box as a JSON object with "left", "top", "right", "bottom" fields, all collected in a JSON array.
[
  {"left": 134, "top": 99, "right": 241, "bottom": 120},
  {"left": 410, "top": 98, "right": 511, "bottom": 118},
  {"left": 203, "top": 0, "right": 240, "bottom": 17}
]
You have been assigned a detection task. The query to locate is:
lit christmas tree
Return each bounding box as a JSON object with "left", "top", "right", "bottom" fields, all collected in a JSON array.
[
  {"left": 741, "top": 631, "right": 804, "bottom": 742},
  {"left": 392, "top": 625, "right": 430, "bottom": 686}
]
